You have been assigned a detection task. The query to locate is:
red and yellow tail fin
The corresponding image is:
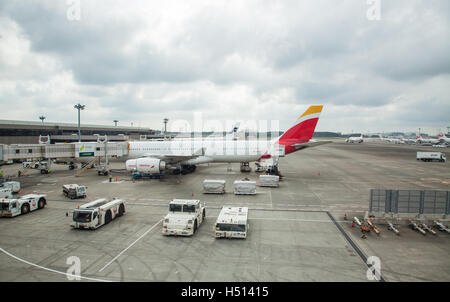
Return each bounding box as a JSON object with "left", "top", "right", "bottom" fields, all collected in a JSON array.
[{"left": 277, "top": 105, "right": 323, "bottom": 144}]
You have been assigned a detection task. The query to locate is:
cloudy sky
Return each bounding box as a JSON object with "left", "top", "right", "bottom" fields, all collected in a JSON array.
[{"left": 0, "top": 0, "right": 449, "bottom": 134}]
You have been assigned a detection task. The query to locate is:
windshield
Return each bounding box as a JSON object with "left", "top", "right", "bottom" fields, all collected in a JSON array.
[
  {"left": 73, "top": 211, "right": 92, "bottom": 222},
  {"left": 183, "top": 204, "right": 196, "bottom": 213},
  {"left": 216, "top": 223, "right": 246, "bottom": 232},
  {"left": 169, "top": 204, "right": 182, "bottom": 212},
  {"left": 0, "top": 203, "right": 9, "bottom": 210}
]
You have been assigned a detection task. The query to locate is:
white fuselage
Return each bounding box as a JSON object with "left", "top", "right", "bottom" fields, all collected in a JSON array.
[
  {"left": 346, "top": 136, "right": 363, "bottom": 143},
  {"left": 128, "top": 139, "right": 274, "bottom": 164},
  {"left": 418, "top": 137, "right": 440, "bottom": 144}
]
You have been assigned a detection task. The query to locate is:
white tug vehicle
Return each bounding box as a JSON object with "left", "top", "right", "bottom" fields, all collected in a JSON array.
[
  {"left": 0, "top": 194, "right": 47, "bottom": 217},
  {"left": 162, "top": 199, "right": 206, "bottom": 236},
  {"left": 215, "top": 206, "right": 249, "bottom": 239},
  {"left": 69, "top": 198, "right": 126, "bottom": 230}
]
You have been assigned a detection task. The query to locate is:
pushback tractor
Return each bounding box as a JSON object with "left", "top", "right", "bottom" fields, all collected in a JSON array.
[
  {"left": 69, "top": 198, "right": 126, "bottom": 230},
  {"left": 162, "top": 199, "right": 206, "bottom": 236},
  {"left": 1, "top": 194, "right": 47, "bottom": 217}
]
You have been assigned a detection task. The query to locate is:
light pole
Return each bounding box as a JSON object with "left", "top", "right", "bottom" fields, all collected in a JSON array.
[
  {"left": 163, "top": 118, "right": 169, "bottom": 135},
  {"left": 74, "top": 103, "right": 86, "bottom": 142},
  {"left": 39, "top": 116, "right": 46, "bottom": 125},
  {"left": 113, "top": 120, "right": 119, "bottom": 127}
]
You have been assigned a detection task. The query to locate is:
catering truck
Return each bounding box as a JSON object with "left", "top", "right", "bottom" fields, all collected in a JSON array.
[
  {"left": 162, "top": 199, "right": 206, "bottom": 236},
  {"left": 69, "top": 198, "right": 126, "bottom": 230},
  {"left": 62, "top": 184, "right": 87, "bottom": 199},
  {"left": 215, "top": 206, "right": 249, "bottom": 239},
  {"left": 416, "top": 152, "right": 446, "bottom": 162},
  {"left": 0, "top": 194, "right": 47, "bottom": 217}
]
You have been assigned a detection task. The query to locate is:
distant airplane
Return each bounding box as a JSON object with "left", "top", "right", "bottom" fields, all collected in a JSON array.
[
  {"left": 438, "top": 133, "right": 450, "bottom": 144},
  {"left": 416, "top": 135, "right": 440, "bottom": 145},
  {"left": 173, "top": 122, "right": 241, "bottom": 141},
  {"left": 378, "top": 135, "right": 406, "bottom": 144},
  {"left": 346, "top": 133, "right": 363, "bottom": 143},
  {"left": 125, "top": 105, "right": 331, "bottom": 175}
]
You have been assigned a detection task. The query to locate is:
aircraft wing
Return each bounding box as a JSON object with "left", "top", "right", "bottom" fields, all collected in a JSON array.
[
  {"left": 290, "top": 140, "right": 332, "bottom": 150},
  {"left": 142, "top": 147, "right": 206, "bottom": 164}
]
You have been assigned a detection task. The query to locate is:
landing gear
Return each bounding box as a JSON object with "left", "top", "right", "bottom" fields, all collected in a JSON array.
[{"left": 240, "top": 162, "right": 251, "bottom": 172}]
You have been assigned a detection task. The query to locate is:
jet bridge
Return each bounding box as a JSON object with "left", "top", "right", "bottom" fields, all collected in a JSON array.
[
  {"left": 1, "top": 142, "right": 128, "bottom": 161},
  {"left": 0, "top": 137, "right": 129, "bottom": 175}
]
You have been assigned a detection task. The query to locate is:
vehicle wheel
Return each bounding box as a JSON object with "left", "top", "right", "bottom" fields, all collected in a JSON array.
[
  {"left": 118, "top": 204, "right": 125, "bottom": 216},
  {"left": 193, "top": 220, "right": 198, "bottom": 233},
  {"left": 103, "top": 171, "right": 108, "bottom": 176},
  {"left": 38, "top": 198, "right": 46, "bottom": 209},
  {"left": 21, "top": 204, "right": 30, "bottom": 215},
  {"left": 105, "top": 210, "right": 112, "bottom": 224}
]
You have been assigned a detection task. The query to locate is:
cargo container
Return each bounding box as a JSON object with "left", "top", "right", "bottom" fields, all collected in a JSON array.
[
  {"left": 234, "top": 180, "right": 256, "bottom": 195},
  {"left": 203, "top": 179, "right": 226, "bottom": 194}
]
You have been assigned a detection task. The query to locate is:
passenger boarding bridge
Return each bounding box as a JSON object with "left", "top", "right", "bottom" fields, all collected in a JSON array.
[{"left": 0, "top": 135, "right": 129, "bottom": 176}]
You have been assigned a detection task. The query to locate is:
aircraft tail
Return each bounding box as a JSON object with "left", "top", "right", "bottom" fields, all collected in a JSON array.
[{"left": 276, "top": 105, "right": 323, "bottom": 146}]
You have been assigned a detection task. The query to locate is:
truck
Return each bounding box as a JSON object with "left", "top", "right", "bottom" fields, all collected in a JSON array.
[
  {"left": 0, "top": 194, "right": 47, "bottom": 217},
  {"left": 69, "top": 198, "right": 126, "bottom": 230},
  {"left": 0, "top": 181, "right": 21, "bottom": 193},
  {"left": 416, "top": 152, "right": 446, "bottom": 162},
  {"left": 22, "top": 161, "right": 51, "bottom": 174},
  {"left": 215, "top": 206, "right": 249, "bottom": 239},
  {"left": 162, "top": 199, "right": 206, "bottom": 236},
  {"left": 62, "top": 184, "right": 87, "bottom": 199}
]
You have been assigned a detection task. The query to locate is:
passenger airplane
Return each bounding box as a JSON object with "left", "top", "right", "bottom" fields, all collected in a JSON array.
[
  {"left": 416, "top": 135, "right": 440, "bottom": 145},
  {"left": 125, "top": 105, "right": 330, "bottom": 175},
  {"left": 378, "top": 135, "right": 406, "bottom": 144},
  {"left": 345, "top": 133, "right": 363, "bottom": 143},
  {"left": 438, "top": 133, "right": 450, "bottom": 144}
]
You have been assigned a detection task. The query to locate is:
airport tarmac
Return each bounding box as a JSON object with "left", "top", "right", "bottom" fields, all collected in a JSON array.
[{"left": 0, "top": 140, "right": 449, "bottom": 282}]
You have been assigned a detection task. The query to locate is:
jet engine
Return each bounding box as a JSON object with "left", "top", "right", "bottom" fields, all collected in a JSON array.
[{"left": 126, "top": 158, "right": 166, "bottom": 174}]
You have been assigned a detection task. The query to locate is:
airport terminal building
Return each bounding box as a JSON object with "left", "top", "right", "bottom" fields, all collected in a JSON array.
[{"left": 0, "top": 120, "right": 159, "bottom": 144}]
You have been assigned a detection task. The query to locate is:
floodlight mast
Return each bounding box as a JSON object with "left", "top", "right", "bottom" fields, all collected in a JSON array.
[{"left": 74, "top": 103, "right": 86, "bottom": 142}]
